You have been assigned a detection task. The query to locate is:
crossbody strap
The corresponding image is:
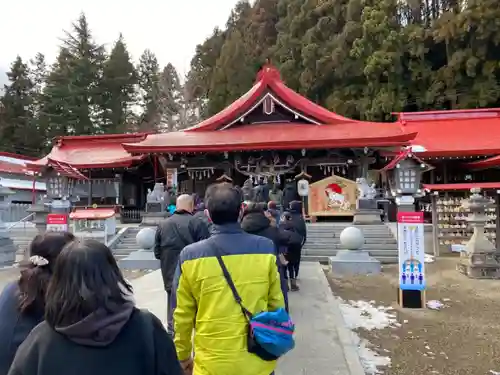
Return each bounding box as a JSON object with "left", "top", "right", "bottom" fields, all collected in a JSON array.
[{"left": 214, "top": 245, "right": 253, "bottom": 320}]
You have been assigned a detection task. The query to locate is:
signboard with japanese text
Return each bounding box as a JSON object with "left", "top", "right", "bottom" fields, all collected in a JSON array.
[
  {"left": 397, "top": 212, "right": 425, "bottom": 291},
  {"left": 46, "top": 214, "right": 69, "bottom": 232}
]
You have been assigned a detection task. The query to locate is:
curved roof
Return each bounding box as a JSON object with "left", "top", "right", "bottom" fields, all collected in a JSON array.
[
  {"left": 185, "top": 64, "right": 356, "bottom": 132},
  {"left": 28, "top": 133, "right": 148, "bottom": 170},
  {"left": 124, "top": 64, "right": 414, "bottom": 153},
  {"left": 398, "top": 108, "right": 500, "bottom": 157},
  {"left": 123, "top": 122, "right": 415, "bottom": 153}
]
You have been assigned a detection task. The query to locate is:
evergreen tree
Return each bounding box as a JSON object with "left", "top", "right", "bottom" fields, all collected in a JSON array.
[
  {"left": 28, "top": 53, "right": 49, "bottom": 147},
  {"left": 38, "top": 48, "right": 75, "bottom": 139},
  {"left": 137, "top": 49, "right": 161, "bottom": 131},
  {"left": 101, "top": 34, "right": 138, "bottom": 133},
  {"left": 0, "top": 56, "right": 43, "bottom": 156},
  {"left": 61, "top": 13, "right": 105, "bottom": 134},
  {"left": 157, "top": 63, "right": 183, "bottom": 131}
]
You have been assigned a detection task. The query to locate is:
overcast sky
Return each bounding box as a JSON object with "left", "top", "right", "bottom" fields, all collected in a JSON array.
[{"left": 0, "top": 0, "right": 240, "bottom": 88}]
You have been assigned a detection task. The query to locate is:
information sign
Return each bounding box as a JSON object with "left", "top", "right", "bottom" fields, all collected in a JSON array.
[
  {"left": 397, "top": 212, "right": 425, "bottom": 291},
  {"left": 46, "top": 214, "right": 69, "bottom": 232}
]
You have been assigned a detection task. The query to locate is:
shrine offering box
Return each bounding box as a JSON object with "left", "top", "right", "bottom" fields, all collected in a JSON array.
[{"left": 69, "top": 208, "right": 117, "bottom": 245}]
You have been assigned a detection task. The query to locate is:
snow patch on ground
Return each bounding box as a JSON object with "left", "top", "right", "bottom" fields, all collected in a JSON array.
[
  {"left": 339, "top": 299, "right": 398, "bottom": 374},
  {"left": 340, "top": 300, "right": 398, "bottom": 331}
]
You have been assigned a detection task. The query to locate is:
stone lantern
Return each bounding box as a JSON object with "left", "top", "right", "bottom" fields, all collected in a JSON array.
[
  {"left": 389, "top": 156, "right": 427, "bottom": 213},
  {"left": 45, "top": 169, "right": 76, "bottom": 210},
  {"left": 457, "top": 188, "right": 500, "bottom": 278},
  {"left": 392, "top": 158, "right": 424, "bottom": 196},
  {"left": 0, "top": 184, "right": 17, "bottom": 267}
]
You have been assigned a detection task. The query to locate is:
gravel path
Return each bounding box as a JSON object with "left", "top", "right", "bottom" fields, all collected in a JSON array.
[{"left": 326, "top": 256, "right": 500, "bottom": 375}]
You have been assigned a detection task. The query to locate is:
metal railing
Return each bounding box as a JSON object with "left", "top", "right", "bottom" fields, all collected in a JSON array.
[
  {"left": 8, "top": 212, "right": 35, "bottom": 230},
  {"left": 2, "top": 203, "right": 33, "bottom": 223}
]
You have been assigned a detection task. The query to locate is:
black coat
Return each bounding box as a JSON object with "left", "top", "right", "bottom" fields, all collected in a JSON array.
[
  {"left": 240, "top": 212, "right": 302, "bottom": 256},
  {"left": 282, "top": 182, "right": 299, "bottom": 210},
  {"left": 0, "top": 282, "right": 43, "bottom": 375},
  {"left": 8, "top": 308, "right": 182, "bottom": 375},
  {"left": 154, "top": 210, "right": 210, "bottom": 291},
  {"left": 194, "top": 210, "right": 212, "bottom": 232}
]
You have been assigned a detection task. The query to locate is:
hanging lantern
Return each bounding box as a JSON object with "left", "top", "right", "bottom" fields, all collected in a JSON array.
[{"left": 297, "top": 179, "right": 309, "bottom": 197}]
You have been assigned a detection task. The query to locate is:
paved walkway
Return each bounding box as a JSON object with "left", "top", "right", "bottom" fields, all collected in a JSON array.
[{"left": 132, "top": 263, "right": 365, "bottom": 375}]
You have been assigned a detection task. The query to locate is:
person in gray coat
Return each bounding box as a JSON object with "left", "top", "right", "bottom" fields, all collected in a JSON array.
[{"left": 154, "top": 194, "right": 209, "bottom": 333}]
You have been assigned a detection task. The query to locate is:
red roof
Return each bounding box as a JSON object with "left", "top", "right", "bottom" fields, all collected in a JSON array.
[
  {"left": 398, "top": 108, "right": 500, "bottom": 157},
  {"left": 45, "top": 159, "right": 89, "bottom": 180},
  {"left": 379, "top": 149, "right": 433, "bottom": 172},
  {"left": 28, "top": 133, "right": 148, "bottom": 170},
  {"left": 186, "top": 65, "right": 355, "bottom": 132},
  {"left": 70, "top": 208, "right": 115, "bottom": 220},
  {"left": 0, "top": 160, "right": 29, "bottom": 175},
  {"left": 123, "top": 65, "right": 415, "bottom": 153},
  {"left": 463, "top": 155, "right": 500, "bottom": 170},
  {"left": 123, "top": 123, "right": 415, "bottom": 153}
]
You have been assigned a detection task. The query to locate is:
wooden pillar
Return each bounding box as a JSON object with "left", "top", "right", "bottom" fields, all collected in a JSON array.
[
  {"left": 431, "top": 193, "right": 440, "bottom": 256},
  {"left": 442, "top": 162, "right": 449, "bottom": 198},
  {"left": 87, "top": 171, "right": 92, "bottom": 206},
  {"left": 496, "top": 191, "right": 500, "bottom": 252}
]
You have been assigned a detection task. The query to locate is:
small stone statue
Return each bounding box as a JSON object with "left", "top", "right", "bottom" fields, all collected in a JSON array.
[
  {"left": 356, "top": 178, "right": 377, "bottom": 200},
  {"left": 147, "top": 183, "right": 166, "bottom": 203},
  {"left": 242, "top": 178, "right": 254, "bottom": 201}
]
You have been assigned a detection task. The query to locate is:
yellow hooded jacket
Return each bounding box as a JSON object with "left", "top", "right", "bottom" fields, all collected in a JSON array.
[{"left": 172, "top": 223, "right": 285, "bottom": 375}]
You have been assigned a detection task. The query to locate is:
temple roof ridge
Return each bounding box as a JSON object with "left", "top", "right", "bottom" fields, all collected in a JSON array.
[{"left": 185, "top": 63, "right": 355, "bottom": 132}]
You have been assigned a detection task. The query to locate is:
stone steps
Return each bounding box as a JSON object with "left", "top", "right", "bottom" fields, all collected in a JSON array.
[
  {"left": 304, "top": 243, "right": 397, "bottom": 250},
  {"left": 112, "top": 228, "right": 142, "bottom": 259},
  {"left": 302, "top": 223, "right": 397, "bottom": 264},
  {"left": 303, "top": 254, "right": 397, "bottom": 264}
]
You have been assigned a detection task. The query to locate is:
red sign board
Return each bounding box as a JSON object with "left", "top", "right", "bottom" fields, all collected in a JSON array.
[
  {"left": 47, "top": 214, "right": 69, "bottom": 232},
  {"left": 397, "top": 212, "right": 424, "bottom": 224}
]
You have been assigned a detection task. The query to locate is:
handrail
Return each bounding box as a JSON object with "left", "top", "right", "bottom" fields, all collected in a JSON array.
[{"left": 8, "top": 213, "right": 35, "bottom": 230}]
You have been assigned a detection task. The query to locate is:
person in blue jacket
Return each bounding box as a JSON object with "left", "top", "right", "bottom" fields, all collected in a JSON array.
[{"left": 0, "top": 231, "right": 75, "bottom": 375}]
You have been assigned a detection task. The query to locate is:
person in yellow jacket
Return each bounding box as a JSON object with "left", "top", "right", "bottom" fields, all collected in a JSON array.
[{"left": 171, "top": 184, "right": 285, "bottom": 375}]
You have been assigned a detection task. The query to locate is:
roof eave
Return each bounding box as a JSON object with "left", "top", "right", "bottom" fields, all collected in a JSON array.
[{"left": 122, "top": 133, "right": 416, "bottom": 154}]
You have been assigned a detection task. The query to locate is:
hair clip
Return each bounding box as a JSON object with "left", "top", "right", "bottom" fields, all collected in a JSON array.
[{"left": 30, "top": 255, "right": 49, "bottom": 267}]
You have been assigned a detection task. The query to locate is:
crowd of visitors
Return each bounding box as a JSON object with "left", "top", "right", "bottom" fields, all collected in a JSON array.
[{"left": 0, "top": 182, "right": 305, "bottom": 375}]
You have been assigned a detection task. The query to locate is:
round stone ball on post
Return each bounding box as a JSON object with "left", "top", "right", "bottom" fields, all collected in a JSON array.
[
  {"left": 339, "top": 226, "right": 365, "bottom": 250},
  {"left": 136, "top": 227, "right": 156, "bottom": 251},
  {"left": 330, "top": 226, "right": 380, "bottom": 276}
]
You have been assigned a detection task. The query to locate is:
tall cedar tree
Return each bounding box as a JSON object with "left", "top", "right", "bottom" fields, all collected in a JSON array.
[
  {"left": 101, "top": 34, "right": 138, "bottom": 133},
  {"left": 0, "top": 57, "right": 44, "bottom": 156},
  {"left": 39, "top": 48, "right": 75, "bottom": 139},
  {"left": 188, "top": 0, "right": 500, "bottom": 120},
  {"left": 61, "top": 13, "right": 105, "bottom": 134},
  {"left": 137, "top": 49, "right": 161, "bottom": 132},
  {"left": 157, "top": 63, "right": 183, "bottom": 131}
]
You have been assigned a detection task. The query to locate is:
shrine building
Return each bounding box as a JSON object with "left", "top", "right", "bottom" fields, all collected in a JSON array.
[{"left": 24, "top": 65, "right": 500, "bottom": 227}]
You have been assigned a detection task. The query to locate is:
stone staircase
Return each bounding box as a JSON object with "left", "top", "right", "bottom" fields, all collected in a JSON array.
[
  {"left": 110, "top": 227, "right": 142, "bottom": 261},
  {"left": 10, "top": 227, "right": 38, "bottom": 259},
  {"left": 302, "top": 222, "right": 398, "bottom": 264}
]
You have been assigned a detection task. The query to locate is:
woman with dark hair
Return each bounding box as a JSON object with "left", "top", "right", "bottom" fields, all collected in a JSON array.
[
  {"left": 8, "top": 239, "right": 182, "bottom": 375},
  {"left": 0, "top": 231, "right": 75, "bottom": 375}
]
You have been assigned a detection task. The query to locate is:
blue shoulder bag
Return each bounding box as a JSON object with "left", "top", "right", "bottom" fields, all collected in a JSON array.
[{"left": 215, "top": 251, "right": 295, "bottom": 361}]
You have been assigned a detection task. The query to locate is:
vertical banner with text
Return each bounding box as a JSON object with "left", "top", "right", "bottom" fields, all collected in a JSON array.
[{"left": 397, "top": 212, "right": 425, "bottom": 291}]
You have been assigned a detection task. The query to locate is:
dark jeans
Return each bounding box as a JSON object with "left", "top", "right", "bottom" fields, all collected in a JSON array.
[
  {"left": 279, "top": 266, "right": 289, "bottom": 312},
  {"left": 286, "top": 262, "right": 298, "bottom": 279},
  {"left": 167, "top": 290, "right": 173, "bottom": 333}
]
